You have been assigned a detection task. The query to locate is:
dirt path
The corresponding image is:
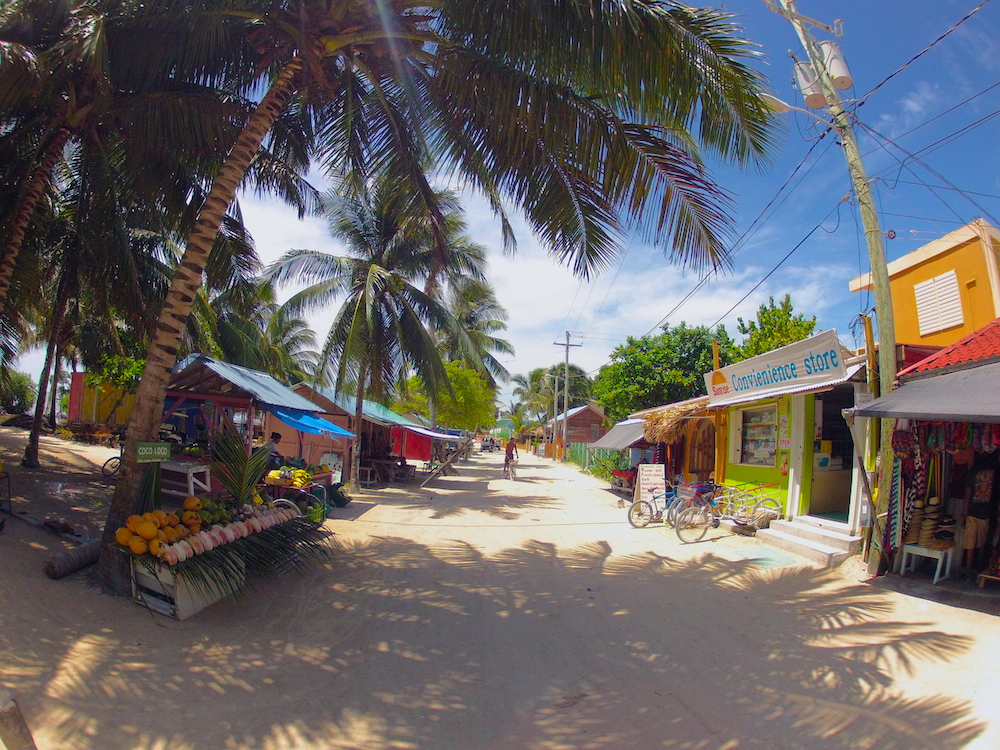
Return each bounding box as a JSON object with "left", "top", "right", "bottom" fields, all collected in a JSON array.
[{"left": 1, "top": 441, "right": 998, "bottom": 749}]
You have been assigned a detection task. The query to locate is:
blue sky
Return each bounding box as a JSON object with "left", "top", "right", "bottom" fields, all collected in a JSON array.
[{"left": 25, "top": 1, "right": 1000, "bottom": 408}]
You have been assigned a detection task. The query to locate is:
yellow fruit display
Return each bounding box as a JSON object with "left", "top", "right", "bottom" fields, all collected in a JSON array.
[
  {"left": 181, "top": 510, "right": 200, "bottom": 526},
  {"left": 152, "top": 510, "right": 168, "bottom": 527},
  {"left": 188, "top": 523, "right": 201, "bottom": 535},
  {"left": 163, "top": 526, "right": 179, "bottom": 543},
  {"left": 142, "top": 512, "right": 156, "bottom": 525},
  {"left": 156, "top": 529, "right": 167, "bottom": 542},
  {"left": 165, "top": 512, "right": 180, "bottom": 527},
  {"left": 135, "top": 520, "right": 158, "bottom": 541},
  {"left": 115, "top": 527, "right": 134, "bottom": 546},
  {"left": 148, "top": 539, "right": 161, "bottom": 556},
  {"left": 125, "top": 514, "right": 143, "bottom": 533},
  {"left": 129, "top": 536, "right": 148, "bottom": 555},
  {"left": 183, "top": 496, "right": 202, "bottom": 511}
]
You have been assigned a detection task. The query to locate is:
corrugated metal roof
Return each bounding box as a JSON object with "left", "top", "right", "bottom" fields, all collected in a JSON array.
[
  {"left": 545, "top": 404, "right": 592, "bottom": 426},
  {"left": 898, "top": 317, "right": 1000, "bottom": 377},
  {"left": 589, "top": 419, "right": 646, "bottom": 450},
  {"left": 309, "top": 385, "right": 419, "bottom": 427},
  {"left": 855, "top": 361, "right": 1000, "bottom": 423},
  {"left": 171, "top": 355, "right": 320, "bottom": 411}
]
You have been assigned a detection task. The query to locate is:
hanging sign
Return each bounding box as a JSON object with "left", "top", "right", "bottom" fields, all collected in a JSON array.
[
  {"left": 136, "top": 442, "right": 171, "bottom": 463},
  {"left": 704, "top": 329, "right": 849, "bottom": 406},
  {"left": 635, "top": 463, "right": 667, "bottom": 504}
]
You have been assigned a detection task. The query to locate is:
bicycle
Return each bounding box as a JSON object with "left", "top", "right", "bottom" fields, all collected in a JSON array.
[
  {"left": 627, "top": 484, "right": 677, "bottom": 528},
  {"left": 675, "top": 486, "right": 783, "bottom": 543},
  {"left": 102, "top": 441, "right": 124, "bottom": 477},
  {"left": 503, "top": 458, "right": 518, "bottom": 479}
]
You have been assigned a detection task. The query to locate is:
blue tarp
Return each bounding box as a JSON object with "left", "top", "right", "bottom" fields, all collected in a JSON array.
[{"left": 269, "top": 407, "right": 354, "bottom": 439}]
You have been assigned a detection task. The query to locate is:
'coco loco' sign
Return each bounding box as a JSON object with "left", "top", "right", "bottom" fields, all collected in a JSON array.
[
  {"left": 704, "top": 329, "right": 849, "bottom": 406},
  {"left": 136, "top": 442, "right": 171, "bottom": 463}
]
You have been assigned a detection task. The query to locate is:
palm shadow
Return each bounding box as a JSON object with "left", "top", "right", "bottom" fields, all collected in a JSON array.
[{"left": 4, "top": 527, "right": 987, "bottom": 750}]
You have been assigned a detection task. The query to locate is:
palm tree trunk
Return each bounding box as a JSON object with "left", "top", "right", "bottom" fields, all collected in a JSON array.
[
  {"left": 98, "top": 58, "right": 303, "bottom": 595},
  {"left": 349, "top": 366, "right": 367, "bottom": 494},
  {"left": 22, "top": 277, "right": 69, "bottom": 467},
  {"left": 0, "top": 127, "right": 72, "bottom": 311},
  {"left": 49, "top": 344, "right": 61, "bottom": 428}
]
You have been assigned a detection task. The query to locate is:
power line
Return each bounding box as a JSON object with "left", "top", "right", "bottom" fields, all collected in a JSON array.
[
  {"left": 887, "top": 180, "right": 1000, "bottom": 201},
  {"left": 637, "top": 133, "right": 835, "bottom": 339},
  {"left": 855, "top": 0, "right": 991, "bottom": 106},
  {"left": 859, "top": 119, "right": 1000, "bottom": 228},
  {"left": 860, "top": 80, "right": 1000, "bottom": 157},
  {"left": 708, "top": 218, "right": 830, "bottom": 330}
]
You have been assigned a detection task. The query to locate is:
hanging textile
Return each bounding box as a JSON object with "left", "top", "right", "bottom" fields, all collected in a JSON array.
[{"left": 882, "top": 457, "right": 903, "bottom": 555}]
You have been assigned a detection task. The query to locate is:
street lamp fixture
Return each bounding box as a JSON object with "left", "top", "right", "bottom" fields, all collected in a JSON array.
[{"left": 759, "top": 93, "right": 833, "bottom": 126}]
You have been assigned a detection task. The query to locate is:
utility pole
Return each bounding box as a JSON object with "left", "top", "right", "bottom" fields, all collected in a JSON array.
[
  {"left": 554, "top": 332, "right": 581, "bottom": 461},
  {"left": 769, "top": 0, "right": 896, "bottom": 400},
  {"left": 766, "top": 0, "right": 897, "bottom": 573}
]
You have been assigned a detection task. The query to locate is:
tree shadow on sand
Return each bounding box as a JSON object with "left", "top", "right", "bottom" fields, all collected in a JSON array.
[
  {"left": 1, "top": 531, "right": 986, "bottom": 749},
  {"left": 369, "top": 459, "right": 559, "bottom": 520}
]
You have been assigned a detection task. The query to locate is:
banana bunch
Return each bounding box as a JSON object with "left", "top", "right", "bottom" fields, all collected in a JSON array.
[{"left": 289, "top": 468, "right": 312, "bottom": 487}]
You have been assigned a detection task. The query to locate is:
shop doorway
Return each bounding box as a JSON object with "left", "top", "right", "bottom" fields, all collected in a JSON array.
[
  {"left": 806, "top": 384, "right": 855, "bottom": 523},
  {"left": 687, "top": 419, "right": 716, "bottom": 482}
]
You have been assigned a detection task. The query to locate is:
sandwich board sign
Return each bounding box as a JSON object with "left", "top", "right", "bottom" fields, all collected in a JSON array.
[
  {"left": 136, "top": 442, "right": 171, "bottom": 463},
  {"left": 635, "top": 463, "right": 666, "bottom": 503}
]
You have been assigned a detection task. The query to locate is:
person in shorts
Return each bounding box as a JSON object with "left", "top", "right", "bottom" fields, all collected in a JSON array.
[{"left": 504, "top": 437, "right": 518, "bottom": 472}]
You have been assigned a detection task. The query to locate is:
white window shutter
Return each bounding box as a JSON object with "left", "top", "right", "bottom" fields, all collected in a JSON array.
[{"left": 914, "top": 270, "right": 963, "bottom": 336}]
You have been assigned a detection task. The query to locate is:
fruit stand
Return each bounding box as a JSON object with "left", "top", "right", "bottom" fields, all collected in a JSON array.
[{"left": 118, "top": 414, "right": 342, "bottom": 620}]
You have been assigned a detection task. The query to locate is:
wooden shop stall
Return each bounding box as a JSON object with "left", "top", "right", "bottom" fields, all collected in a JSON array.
[
  {"left": 161, "top": 355, "right": 353, "bottom": 497},
  {"left": 854, "top": 318, "right": 1000, "bottom": 586}
]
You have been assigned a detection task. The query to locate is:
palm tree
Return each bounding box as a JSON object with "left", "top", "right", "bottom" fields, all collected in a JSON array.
[
  {"left": 441, "top": 274, "right": 514, "bottom": 388},
  {"left": 267, "top": 183, "right": 469, "bottom": 491},
  {"left": 208, "top": 283, "right": 320, "bottom": 385},
  {"left": 0, "top": 0, "right": 250, "bottom": 312},
  {"left": 101, "top": 0, "right": 775, "bottom": 591}
]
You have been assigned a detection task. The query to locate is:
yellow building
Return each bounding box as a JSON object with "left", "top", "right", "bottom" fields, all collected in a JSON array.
[{"left": 849, "top": 219, "right": 1000, "bottom": 347}]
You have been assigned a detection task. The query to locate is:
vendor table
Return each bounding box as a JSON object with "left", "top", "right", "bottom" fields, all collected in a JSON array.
[
  {"left": 900, "top": 544, "right": 954, "bottom": 585},
  {"left": 160, "top": 460, "right": 211, "bottom": 500}
]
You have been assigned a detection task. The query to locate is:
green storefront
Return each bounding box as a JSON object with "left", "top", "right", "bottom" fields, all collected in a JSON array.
[{"left": 705, "top": 330, "right": 870, "bottom": 533}]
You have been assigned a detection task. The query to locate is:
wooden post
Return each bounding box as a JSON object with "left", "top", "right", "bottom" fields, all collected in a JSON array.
[{"left": 0, "top": 689, "right": 38, "bottom": 750}]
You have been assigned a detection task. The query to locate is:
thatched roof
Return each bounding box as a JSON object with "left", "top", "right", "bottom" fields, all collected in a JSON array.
[{"left": 639, "top": 396, "right": 712, "bottom": 444}]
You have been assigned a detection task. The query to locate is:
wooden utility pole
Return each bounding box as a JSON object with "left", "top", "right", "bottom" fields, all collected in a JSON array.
[
  {"left": 768, "top": 1, "right": 898, "bottom": 573},
  {"left": 553, "top": 333, "right": 581, "bottom": 461}
]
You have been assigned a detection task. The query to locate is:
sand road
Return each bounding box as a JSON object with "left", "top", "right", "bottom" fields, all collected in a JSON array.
[{"left": 1, "top": 437, "right": 998, "bottom": 749}]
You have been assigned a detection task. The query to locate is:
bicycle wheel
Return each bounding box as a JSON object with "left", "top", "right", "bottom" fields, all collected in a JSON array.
[
  {"left": 675, "top": 506, "right": 711, "bottom": 543},
  {"left": 663, "top": 496, "right": 683, "bottom": 528},
  {"left": 752, "top": 498, "right": 782, "bottom": 530},
  {"left": 628, "top": 501, "right": 655, "bottom": 528},
  {"left": 102, "top": 456, "right": 121, "bottom": 477}
]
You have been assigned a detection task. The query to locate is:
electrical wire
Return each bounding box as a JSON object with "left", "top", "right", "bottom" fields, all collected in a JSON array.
[
  {"left": 707, "top": 215, "right": 832, "bottom": 330},
  {"left": 887, "top": 180, "right": 1000, "bottom": 201},
  {"left": 709, "top": 201, "right": 844, "bottom": 330},
  {"left": 854, "top": 0, "right": 991, "bottom": 106},
  {"left": 859, "top": 119, "right": 1000, "bottom": 228},
  {"left": 636, "top": 133, "right": 835, "bottom": 340},
  {"left": 860, "top": 80, "right": 1000, "bottom": 159}
]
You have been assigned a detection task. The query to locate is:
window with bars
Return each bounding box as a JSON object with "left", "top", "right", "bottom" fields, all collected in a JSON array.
[{"left": 913, "top": 270, "right": 963, "bottom": 336}]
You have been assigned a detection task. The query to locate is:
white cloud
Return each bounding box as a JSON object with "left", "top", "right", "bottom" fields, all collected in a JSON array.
[{"left": 874, "top": 81, "right": 943, "bottom": 140}]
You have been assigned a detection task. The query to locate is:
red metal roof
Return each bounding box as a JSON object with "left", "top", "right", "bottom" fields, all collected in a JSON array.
[{"left": 898, "top": 317, "right": 1000, "bottom": 376}]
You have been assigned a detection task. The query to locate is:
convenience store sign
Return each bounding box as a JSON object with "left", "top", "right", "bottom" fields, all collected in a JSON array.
[{"left": 704, "top": 329, "right": 848, "bottom": 406}]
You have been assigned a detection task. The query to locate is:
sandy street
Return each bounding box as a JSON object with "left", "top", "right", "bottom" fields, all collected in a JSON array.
[{"left": 1, "top": 433, "right": 999, "bottom": 749}]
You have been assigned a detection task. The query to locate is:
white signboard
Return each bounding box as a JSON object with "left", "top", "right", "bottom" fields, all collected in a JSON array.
[
  {"left": 704, "top": 329, "right": 849, "bottom": 406},
  {"left": 635, "top": 463, "right": 667, "bottom": 503}
]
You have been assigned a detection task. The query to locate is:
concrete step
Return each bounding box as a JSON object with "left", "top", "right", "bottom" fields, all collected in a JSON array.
[
  {"left": 756, "top": 527, "right": 851, "bottom": 568},
  {"left": 769, "top": 518, "right": 862, "bottom": 555}
]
